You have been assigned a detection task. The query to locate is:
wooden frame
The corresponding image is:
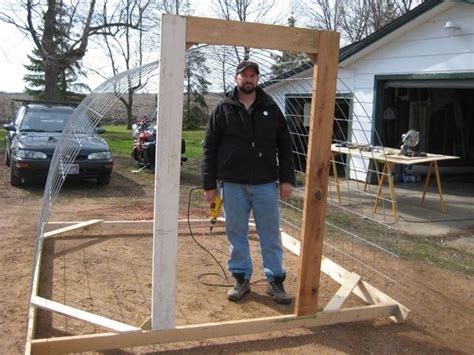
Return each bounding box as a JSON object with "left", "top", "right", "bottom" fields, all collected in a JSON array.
[
  {"left": 25, "top": 14, "right": 409, "bottom": 354},
  {"left": 28, "top": 220, "right": 408, "bottom": 353}
]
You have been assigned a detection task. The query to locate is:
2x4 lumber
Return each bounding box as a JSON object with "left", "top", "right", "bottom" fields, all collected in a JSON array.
[
  {"left": 281, "top": 232, "right": 409, "bottom": 322},
  {"left": 44, "top": 220, "right": 152, "bottom": 233},
  {"left": 43, "top": 219, "right": 103, "bottom": 238},
  {"left": 323, "top": 273, "right": 361, "bottom": 312},
  {"left": 186, "top": 16, "right": 320, "bottom": 53},
  {"left": 25, "top": 240, "right": 44, "bottom": 355},
  {"left": 30, "top": 304, "right": 397, "bottom": 354},
  {"left": 44, "top": 219, "right": 218, "bottom": 237},
  {"left": 321, "top": 254, "right": 409, "bottom": 322},
  {"left": 281, "top": 231, "right": 301, "bottom": 255},
  {"left": 295, "top": 30, "right": 340, "bottom": 317},
  {"left": 31, "top": 296, "right": 140, "bottom": 332},
  {"left": 152, "top": 14, "right": 187, "bottom": 331}
]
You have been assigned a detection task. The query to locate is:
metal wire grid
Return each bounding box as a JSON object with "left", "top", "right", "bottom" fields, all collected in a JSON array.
[
  {"left": 29, "top": 45, "right": 401, "bottom": 320},
  {"left": 28, "top": 61, "right": 160, "bottom": 326},
  {"left": 36, "top": 61, "right": 159, "bottom": 241},
  {"left": 194, "top": 45, "right": 401, "bottom": 295},
  {"left": 268, "top": 67, "right": 401, "bottom": 295}
]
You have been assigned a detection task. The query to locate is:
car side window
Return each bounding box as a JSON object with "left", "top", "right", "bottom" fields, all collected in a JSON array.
[
  {"left": 20, "top": 116, "right": 31, "bottom": 130},
  {"left": 19, "top": 110, "right": 35, "bottom": 130},
  {"left": 14, "top": 107, "right": 26, "bottom": 127}
]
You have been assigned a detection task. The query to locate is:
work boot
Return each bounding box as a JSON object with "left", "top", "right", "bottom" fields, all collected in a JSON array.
[
  {"left": 227, "top": 273, "right": 250, "bottom": 302},
  {"left": 267, "top": 275, "right": 292, "bottom": 305}
]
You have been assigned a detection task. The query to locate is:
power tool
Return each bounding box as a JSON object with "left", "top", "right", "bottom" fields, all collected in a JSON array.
[{"left": 209, "top": 195, "right": 222, "bottom": 230}]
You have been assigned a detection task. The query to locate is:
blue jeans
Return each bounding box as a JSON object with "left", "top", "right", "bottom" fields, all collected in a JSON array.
[{"left": 222, "top": 181, "right": 285, "bottom": 282}]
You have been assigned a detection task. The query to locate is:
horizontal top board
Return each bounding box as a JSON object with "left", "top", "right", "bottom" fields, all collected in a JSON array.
[{"left": 185, "top": 16, "right": 322, "bottom": 54}]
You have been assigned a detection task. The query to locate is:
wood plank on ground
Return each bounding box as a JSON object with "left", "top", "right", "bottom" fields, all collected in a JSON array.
[
  {"left": 31, "top": 304, "right": 398, "bottom": 354},
  {"left": 31, "top": 296, "right": 140, "bottom": 332},
  {"left": 43, "top": 220, "right": 103, "bottom": 238}
]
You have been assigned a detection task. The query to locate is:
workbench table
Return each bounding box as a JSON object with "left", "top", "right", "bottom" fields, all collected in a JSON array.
[{"left": 330, "top": 144, "right": 459, "bottom": 219}]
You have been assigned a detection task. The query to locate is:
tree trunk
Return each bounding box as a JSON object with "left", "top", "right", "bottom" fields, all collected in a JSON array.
[
  {"left": 42, "top": 0, "right": 61, "bottom": 101},
  {"left": 187, "top": 66, "right": 191, "bottom": 124},
  {"left": 44, "top": 61, "right": 60, "bottom": 101},
  {"left": 126, "top": 89, "right": 134, "bottom": 129}
]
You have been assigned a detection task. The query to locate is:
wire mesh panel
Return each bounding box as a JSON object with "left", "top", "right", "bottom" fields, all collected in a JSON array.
[
  {"left": 30, "top": 44, "right": 401, "bottom": 327},
  {"left": 263, "top": 56, "right": 401, "bottom": 298},
  {"left": 195, "top": 44, "right": 401, "bottom": 299},
  {"left": 29, "top": 61, "right": 160, "bottom": 317}
]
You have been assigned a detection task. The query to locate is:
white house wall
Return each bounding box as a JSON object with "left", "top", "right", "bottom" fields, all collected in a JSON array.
[
  {"left": 267, "top": 2, "right": 474, "bottom": 182},
  {"left": 266, "top": 70, "right": 314, "bottom": 112},
  {"left": 344, "top": 2, "right": 474, "bottom": 181}
]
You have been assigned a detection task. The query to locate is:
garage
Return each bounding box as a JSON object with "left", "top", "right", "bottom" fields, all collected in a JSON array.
[{"left": 375, "top": 76, "right": 474, "bottom": 174}]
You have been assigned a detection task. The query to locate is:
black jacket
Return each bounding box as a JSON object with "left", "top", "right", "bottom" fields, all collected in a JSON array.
[{"left": 201, "top": 86, "right": 295, "bottom": 190}]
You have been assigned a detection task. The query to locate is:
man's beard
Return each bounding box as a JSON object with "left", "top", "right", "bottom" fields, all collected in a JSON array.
[{"left": 238, "top": 83, "right": 256, "bottom": 94}]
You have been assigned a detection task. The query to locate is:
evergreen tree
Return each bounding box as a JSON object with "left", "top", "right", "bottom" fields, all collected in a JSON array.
[
  {"left": 24, "top": 48, "right": 89, "bottom": 102},
  {"left": 1, "top": 0, "right": 140, "bottom": 101},
  {"left": 184, "top": 49, "right": 211, "bottom": 129}
]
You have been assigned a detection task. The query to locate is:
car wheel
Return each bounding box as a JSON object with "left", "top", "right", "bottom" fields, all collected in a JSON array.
[
  {"left": 97, "top": 174, "right": 111, "bottom": 185},
  {"left": 10, "top": 168, "right": 22, "bottom": 187},
  {"left": 4, "top": 151, "right": 10, "bottom": 167}
]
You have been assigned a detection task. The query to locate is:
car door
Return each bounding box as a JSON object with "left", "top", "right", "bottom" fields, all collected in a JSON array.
[{"left": 4, "top": 106, "right": 26, "bottom": 164}]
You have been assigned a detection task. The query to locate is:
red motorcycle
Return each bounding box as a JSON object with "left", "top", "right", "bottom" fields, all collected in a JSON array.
[
  {"left": 132, "top": 117, "right": 156, "bottom": 170},
  {"left": 131, "top": 117, "right": 186, "bottom": 172}
]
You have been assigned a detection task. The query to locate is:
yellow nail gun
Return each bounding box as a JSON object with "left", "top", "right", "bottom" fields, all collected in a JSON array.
[{"left": 209, "top": 195, "right": 222, "bottom": 230}]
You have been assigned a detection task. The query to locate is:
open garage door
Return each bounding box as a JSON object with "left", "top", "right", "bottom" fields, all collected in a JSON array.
[{"left": 377, "top": 78, "right": 474, "bottom": 176}]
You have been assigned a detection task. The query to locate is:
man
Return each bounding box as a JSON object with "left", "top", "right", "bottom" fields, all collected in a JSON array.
[{"left": 201, "top": 60, "right": 295, "bottom": 304}]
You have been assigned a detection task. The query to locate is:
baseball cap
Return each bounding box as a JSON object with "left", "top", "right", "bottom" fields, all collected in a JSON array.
[{"left": 236, "top": 60, "right": 260, "bottom": 75}]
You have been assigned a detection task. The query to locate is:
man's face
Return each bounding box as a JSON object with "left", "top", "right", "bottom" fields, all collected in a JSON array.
[{"left": 235, "top": 67, "right": 259, "bottom": 94}]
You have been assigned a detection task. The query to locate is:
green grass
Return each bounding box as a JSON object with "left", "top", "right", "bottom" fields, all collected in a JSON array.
[
  {"left": 398, "top": 234, "right": 474, "bottom": 276},
  {"left": 101, "top": 124, "right": 133, "bottom": 156},
  {"left": 0, "top": 123, "right": 203, "bottom": 159},
  {"left": 0, "top": 130, "right": 5, "bottom": 153},
  {"left": 323, "top": 209, "right": 474, "bottom": 276},
  {"left": 182, "top": 130, "right": 204, "bottom": 160},
  {"left": 101, "top": 124, "right": 204, "bottom": 160}
]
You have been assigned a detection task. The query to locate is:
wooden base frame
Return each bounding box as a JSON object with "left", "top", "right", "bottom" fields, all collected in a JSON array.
[{"left": 27, "top": 219, "right": 409, "bottom": 353}]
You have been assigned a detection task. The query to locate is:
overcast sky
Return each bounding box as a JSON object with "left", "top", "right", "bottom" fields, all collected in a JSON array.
[{"left": 0, "top": 0, "right": 292, "bottom": 93}]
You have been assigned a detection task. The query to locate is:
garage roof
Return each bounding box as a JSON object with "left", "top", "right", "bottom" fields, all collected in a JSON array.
[{"left": 262, "top": 0, "right": 465, "bottom": 87}]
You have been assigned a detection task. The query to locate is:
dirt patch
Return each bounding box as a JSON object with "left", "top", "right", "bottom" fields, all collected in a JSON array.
[{"left": 0, "top": 155, "right": 473, "bottom": 354}]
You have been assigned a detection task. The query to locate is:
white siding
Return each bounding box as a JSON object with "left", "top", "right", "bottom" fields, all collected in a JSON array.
[
  {"left": 266, "top": 3, "right": 474, "bottom": 181},
  {"left": 344, "top": 3, "right": 474, "bottom": 180},
  {"left": 266, "top": 70, "right": 313, "bottom": 112}
]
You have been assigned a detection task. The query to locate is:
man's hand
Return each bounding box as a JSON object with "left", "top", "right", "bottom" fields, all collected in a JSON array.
[
  {"left": 279, "top": 182, "right": 292, "bottom": 199},
  {"left": 204, "top": 189, "right": 218, "bottom": 204}
]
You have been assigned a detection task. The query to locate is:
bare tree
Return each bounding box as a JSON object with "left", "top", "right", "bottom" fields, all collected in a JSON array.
[
  {"left": 0, "top": 0, "right": 141, "bottom": 101},
  {"left": 99, "top": 0, "right": 160, "bottom": 128},
  {"left": 209, "top": 46, "right": 235, "bottom": 95},
  {"left": 301, "top": 0, "right": 344, "bottom": 31},
  {"left": 212, "top": 0, "right": 276, "bottom": 61},
  {"left": 159, "top": 0, "right": 192, "bottom": 15},
  {"left": 339, "top": 0, "right": 372, "bottom": 43},
  {"left": 298, "top": 0, "right": 417, "bottom": 45},
  {"left": 396, "top": 0, "right": 420, "bottom": 13},
  {"left": 207, "top": 0, "right": 278, "bottom": 96},
  {"left": 212, "top": 0, "right": 276, "bottom": 23}
]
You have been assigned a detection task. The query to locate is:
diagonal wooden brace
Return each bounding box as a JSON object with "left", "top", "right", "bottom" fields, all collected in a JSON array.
[{"left": 323, "top": 272, "right": 361, "bottom": 312}]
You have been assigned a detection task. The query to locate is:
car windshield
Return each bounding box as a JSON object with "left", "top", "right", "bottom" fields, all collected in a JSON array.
[{"left": 19, "top": 108, "right": 73, "bottom": 133}]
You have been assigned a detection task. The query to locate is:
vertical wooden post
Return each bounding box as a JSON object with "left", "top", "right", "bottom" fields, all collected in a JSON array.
[
  {"left": 152, "top": 15, "right": 187, "bottom": 330},
  {"left": 295, "top": 31, "right": 340, "bottom": 316}
]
